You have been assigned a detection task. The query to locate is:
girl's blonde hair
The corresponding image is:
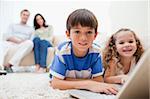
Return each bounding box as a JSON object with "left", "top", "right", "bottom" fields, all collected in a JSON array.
[{"left": 103, "top": 28, "right": 144, "bottom": 70}]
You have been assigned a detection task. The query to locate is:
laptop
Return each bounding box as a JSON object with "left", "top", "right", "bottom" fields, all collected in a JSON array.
[{"left": 68, "top": 49, "right": 150, "bottom": 99}]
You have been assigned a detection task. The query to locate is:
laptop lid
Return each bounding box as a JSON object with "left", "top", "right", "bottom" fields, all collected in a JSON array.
[{"left": 116, "top": 49, "right": 149, "bottom": 99}]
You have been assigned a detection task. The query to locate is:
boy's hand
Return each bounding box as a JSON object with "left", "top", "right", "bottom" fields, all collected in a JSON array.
[{"left": 87, "top": 81, "right": 118, "bottom": 95}]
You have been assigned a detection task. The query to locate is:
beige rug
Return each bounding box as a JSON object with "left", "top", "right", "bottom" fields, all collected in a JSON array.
[{"left": 0, "top": 73, "right": 70, "bottom": 99}]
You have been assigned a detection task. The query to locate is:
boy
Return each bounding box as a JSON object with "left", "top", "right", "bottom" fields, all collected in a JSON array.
[{"left": 50, "top": 9, "right": 118, "bottom": 95}]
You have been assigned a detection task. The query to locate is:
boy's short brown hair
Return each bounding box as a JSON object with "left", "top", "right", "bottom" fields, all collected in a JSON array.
[{"left": 66, "top": 9, "right": 98, "bottom": 33}]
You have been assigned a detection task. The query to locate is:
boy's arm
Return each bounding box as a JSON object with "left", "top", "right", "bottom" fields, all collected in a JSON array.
[
  {"left": 65, "top": 76, "right": 104, "bottom": 82},
  {"left": 50, "top": 76, "right": 118, "bottom": 95}
]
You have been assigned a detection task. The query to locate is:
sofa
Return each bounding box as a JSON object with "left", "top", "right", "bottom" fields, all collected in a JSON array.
[{"left": 3, "top": 35, "right": 69, "bottom": 67}]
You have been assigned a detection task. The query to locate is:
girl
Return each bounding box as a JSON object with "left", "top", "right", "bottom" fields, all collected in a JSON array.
[
  {"left": 103, "top": 28, "right": 144, "bottom": 84},
  {"left": 33, "top": 13, "right": 53, "bottom": 73}
]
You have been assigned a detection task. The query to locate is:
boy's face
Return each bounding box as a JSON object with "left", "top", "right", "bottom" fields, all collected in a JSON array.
[{"left": 66, "top": 24, "right": 97, "bottom": 57}]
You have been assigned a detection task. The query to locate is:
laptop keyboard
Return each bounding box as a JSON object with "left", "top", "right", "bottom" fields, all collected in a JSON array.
[{"left": 69, "top": 89, "right": 116, "bottom": 99}]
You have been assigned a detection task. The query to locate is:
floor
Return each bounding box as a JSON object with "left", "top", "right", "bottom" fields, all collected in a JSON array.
[{"left": 0, "top": 73, "right": 71, "bottom": 99}]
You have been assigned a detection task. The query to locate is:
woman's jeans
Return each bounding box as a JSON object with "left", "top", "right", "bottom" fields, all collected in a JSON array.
[{"left": 33, "top": 37, "right": 52, "bottom": 68}]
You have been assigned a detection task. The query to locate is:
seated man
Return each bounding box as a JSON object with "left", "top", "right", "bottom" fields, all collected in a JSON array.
[{"left": 3, "top": 9, "right": 34, "bottom": 73}]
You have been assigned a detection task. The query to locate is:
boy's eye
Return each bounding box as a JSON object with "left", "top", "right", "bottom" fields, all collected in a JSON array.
[
  {"left": 87, "top": 31, "right": 93, "bottom": 34},
  {"left": 75, "top": 31, "right": 80, "bottom": 34}
]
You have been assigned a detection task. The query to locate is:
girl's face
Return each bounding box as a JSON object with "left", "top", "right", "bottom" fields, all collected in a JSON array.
[
  {"left": 36, "top": 15, "right": 44, "bottom": 27},
  {"left": 115, "top": 31, "right": 137, "bottom": 58},
  {"left": 66, "top": 24, "right": 97, "bottom": 57}
]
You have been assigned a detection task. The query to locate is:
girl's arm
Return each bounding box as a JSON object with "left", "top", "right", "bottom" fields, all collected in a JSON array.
[
  {"left": 50, "top": 76, "right": 118, "bottom": 95},
  {"left": 104, "top": 65, "right": 128, "bottom": 84},
  {"left": 105, "top": 74, "right": 128, "bottom": 84}
]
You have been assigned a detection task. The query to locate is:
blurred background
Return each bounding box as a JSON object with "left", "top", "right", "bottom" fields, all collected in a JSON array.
[{"left": 0, "top": 0, "right": 149, "bottom": 49}]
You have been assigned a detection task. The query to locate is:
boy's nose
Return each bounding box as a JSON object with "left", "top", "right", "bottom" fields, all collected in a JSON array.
[{"left": 80, "top": 34, "right": 87, "bottom": 41}]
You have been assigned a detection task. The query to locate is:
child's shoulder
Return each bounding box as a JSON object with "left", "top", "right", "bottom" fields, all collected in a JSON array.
[
  {"left": 57, "top": 41, "right": 71, "bottom": 50},
  {"left": 56, "top": 41, "right": 71, "bottom": 55},
  {"left": 89, "top": 43, "right": 102, "bottom": 54}
]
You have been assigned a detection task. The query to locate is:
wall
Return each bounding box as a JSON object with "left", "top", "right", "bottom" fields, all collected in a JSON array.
[
  {"left": 109, "top": 1, "right": 149, "bottom": 49},
  {"left": 0, "top": 0, "right": 149, "bottom": 49},
  {"left": 0, "top": 0, "right": 111, "bottom": 38}
]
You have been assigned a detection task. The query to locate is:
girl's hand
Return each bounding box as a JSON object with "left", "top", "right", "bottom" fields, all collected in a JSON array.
[
  {"left": 120, "top": 75, "right": 128, "bottom": 84},
  {"left": 87, "top": 81, "right": 118, "bottom": 95}
]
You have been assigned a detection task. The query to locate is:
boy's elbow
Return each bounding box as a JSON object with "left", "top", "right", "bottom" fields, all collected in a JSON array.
[
  {"left": 50, "top": 80, "right": 65, "bottom": 90},
  {"left": 50, "top": 80, "right": 59, "bottom": 89}
]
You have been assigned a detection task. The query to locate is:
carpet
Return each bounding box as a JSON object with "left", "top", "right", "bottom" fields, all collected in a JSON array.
[{"left": 0, "top": 73, "right": 70, "bottom": 99}]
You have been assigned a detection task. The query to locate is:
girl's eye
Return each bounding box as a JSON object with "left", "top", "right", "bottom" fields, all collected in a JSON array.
[
  {"left": 129, "top": 40, "right": 134, "bottom": 43},
  {"left": 119, "top": 42, "right": 124, "bottom": 44}
]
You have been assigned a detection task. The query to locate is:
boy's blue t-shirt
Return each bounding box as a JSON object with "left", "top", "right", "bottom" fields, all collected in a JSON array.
[{"left": 49, "top": 41, "right": 104, "bottom": 80}]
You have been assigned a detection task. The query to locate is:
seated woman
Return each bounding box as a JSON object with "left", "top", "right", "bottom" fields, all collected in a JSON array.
[
  {"left": 33, "top": 13, "right": 53, "bottom": 73},
  {"left": 103, "top": 28, "right": 144, "bottom": 84}
]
